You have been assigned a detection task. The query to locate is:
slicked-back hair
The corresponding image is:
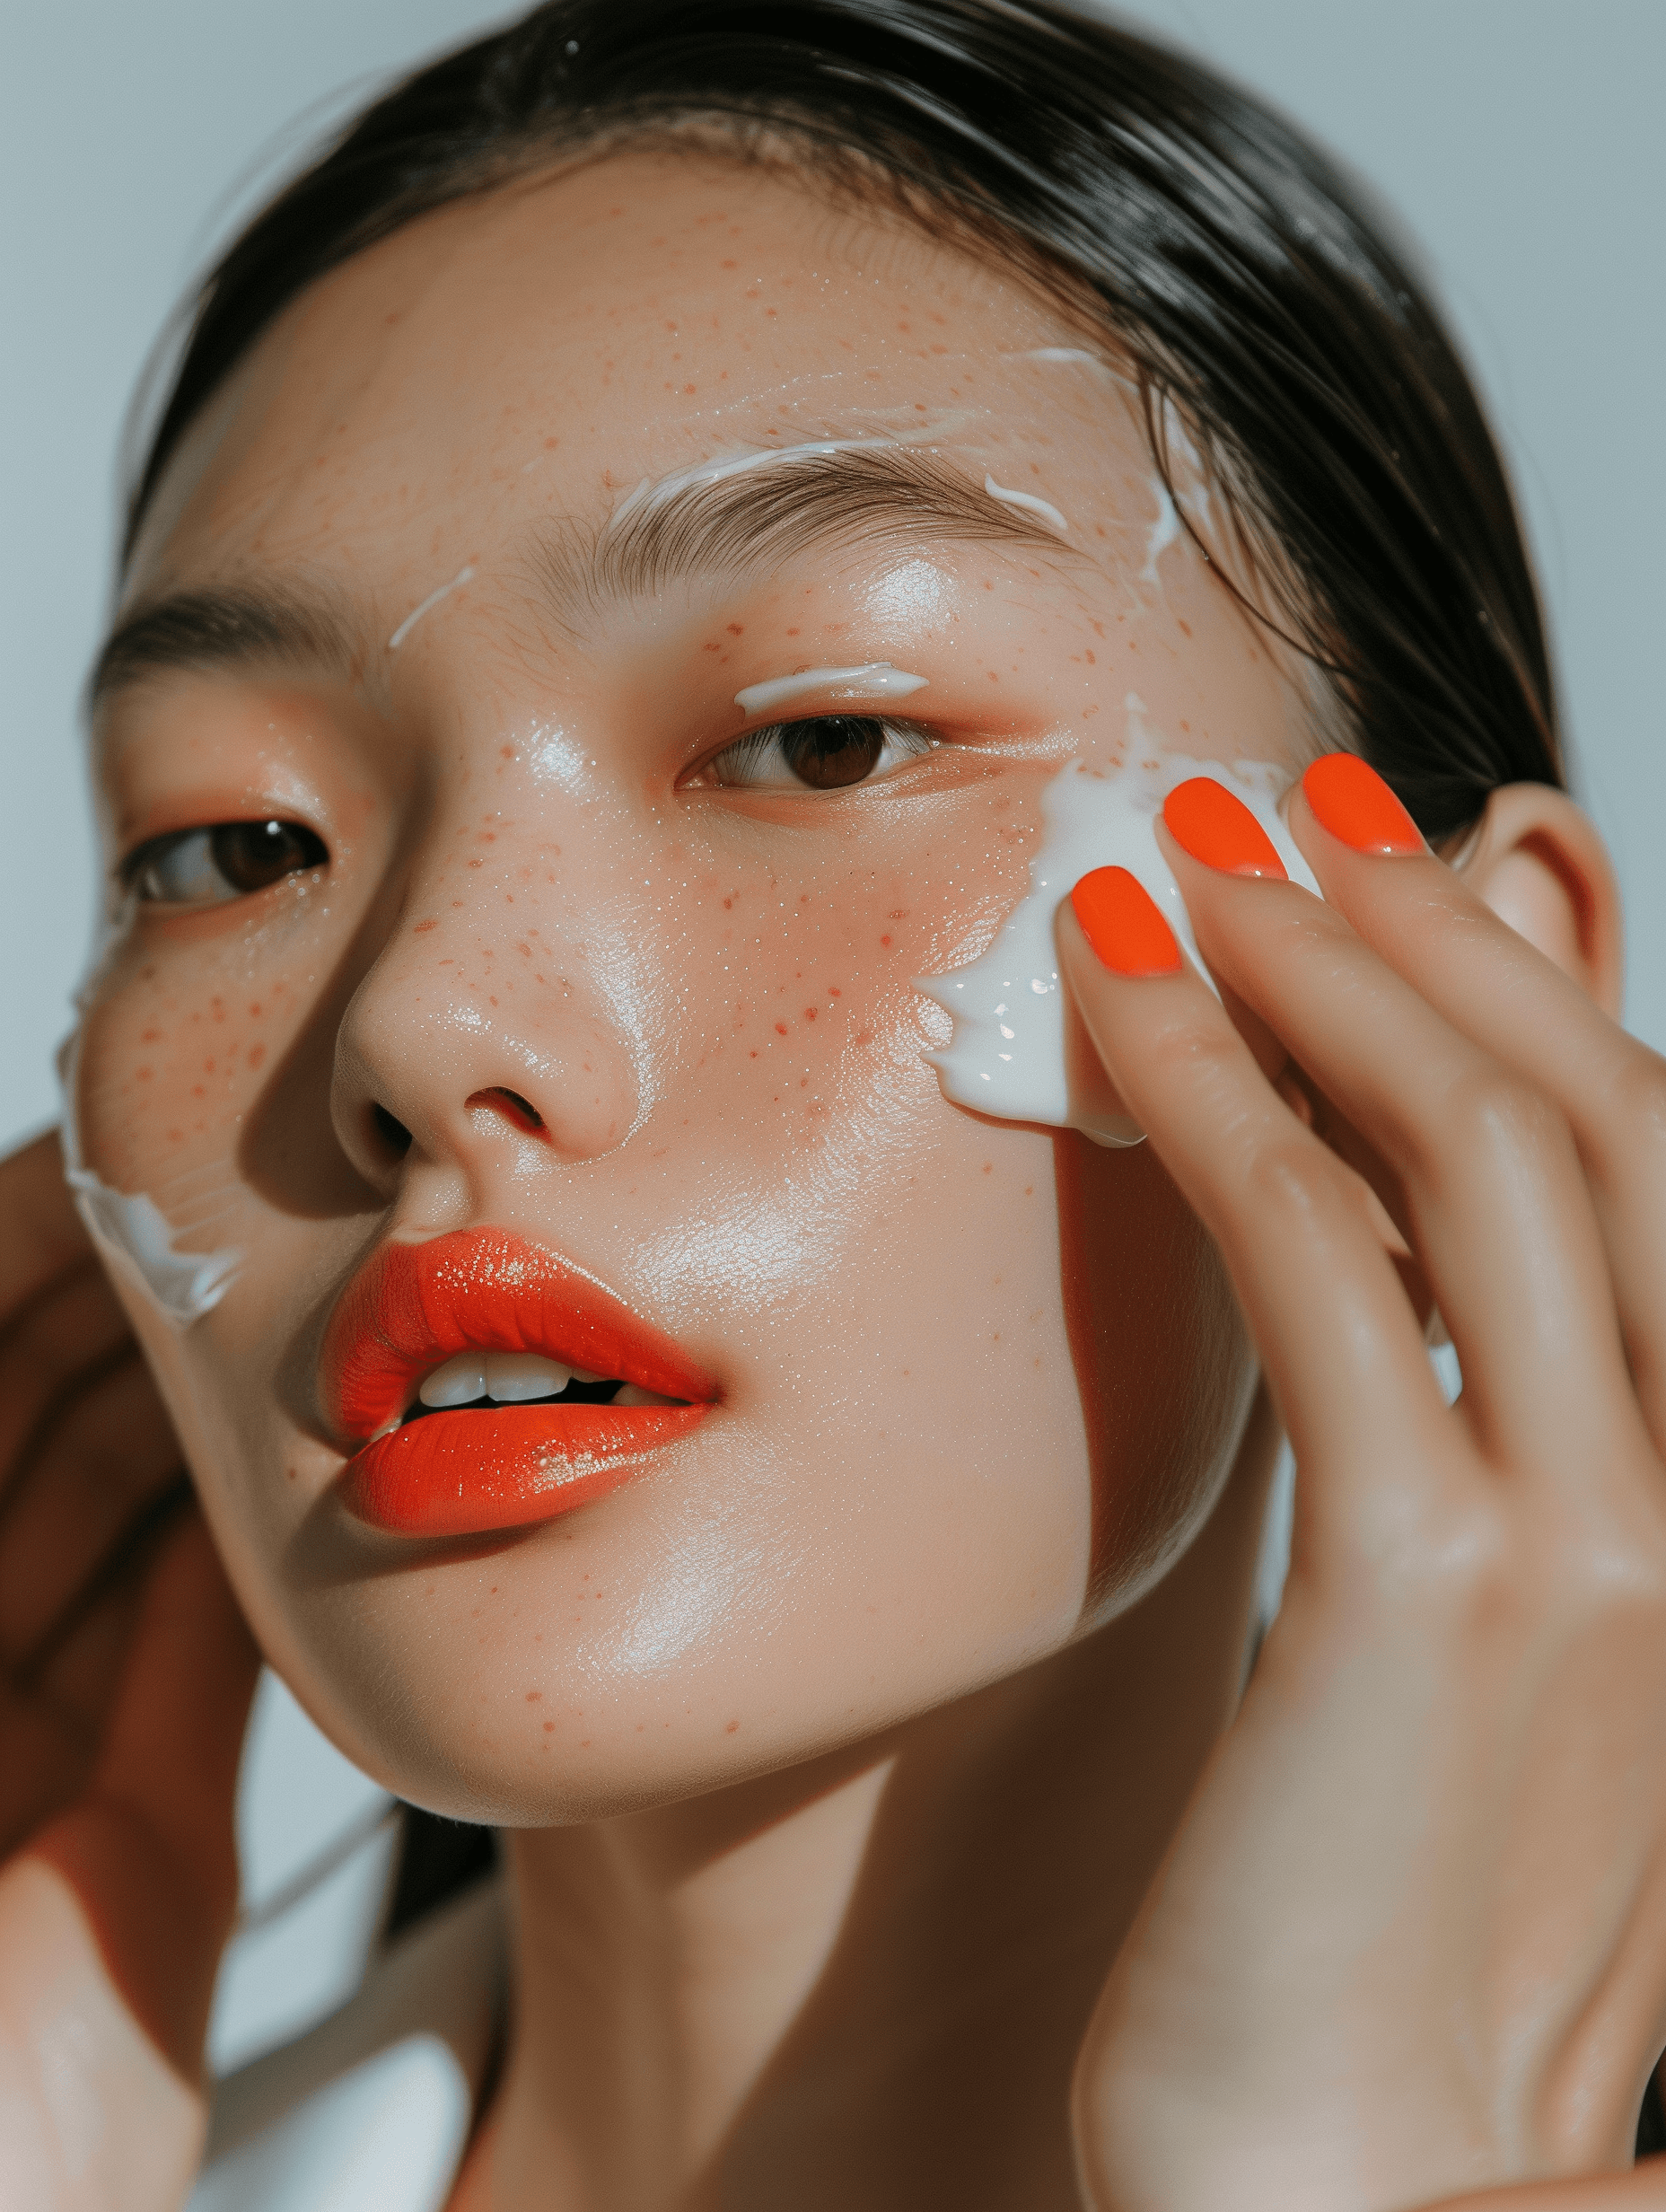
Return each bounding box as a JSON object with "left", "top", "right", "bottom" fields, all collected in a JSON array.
[{"left": 123, "top": 0, "right": 1561, "bottom": 839}]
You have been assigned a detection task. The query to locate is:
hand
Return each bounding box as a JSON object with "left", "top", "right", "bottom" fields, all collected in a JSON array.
[
  {"left": 0, "top": 1131, "right": 259, "bottom": 2212},
  {"left": 1062, "top": 764, "right": 1666, "bottom": 2212}
]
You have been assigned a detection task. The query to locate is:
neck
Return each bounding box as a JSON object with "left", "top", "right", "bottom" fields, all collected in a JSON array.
[{"left": 471, "top": 1404, "right": 1278, "bottom": 2212}]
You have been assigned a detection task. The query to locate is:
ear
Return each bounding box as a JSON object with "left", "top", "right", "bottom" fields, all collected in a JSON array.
[{"left": 1450, "top": 783, "right": 1625, "bottom": 1021}]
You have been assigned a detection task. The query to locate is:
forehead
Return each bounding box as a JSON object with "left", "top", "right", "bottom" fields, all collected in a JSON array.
[{"left": 129, "top": 149, "right": 1153, "bottom": 604}]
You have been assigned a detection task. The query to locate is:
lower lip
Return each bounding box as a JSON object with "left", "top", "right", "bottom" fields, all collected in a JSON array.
[{"left": 341, "top": 1402, "right": 708, "bottom": 1538}]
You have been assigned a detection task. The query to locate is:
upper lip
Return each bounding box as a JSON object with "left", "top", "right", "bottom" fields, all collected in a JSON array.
[{"left": 321, "top": 1226, "right": 718, "bottom": 1444}]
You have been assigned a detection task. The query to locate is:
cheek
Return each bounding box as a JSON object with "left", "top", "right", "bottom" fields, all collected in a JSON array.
[{"left": 74, "top": 926, "right": 317, "bottom": 1196}]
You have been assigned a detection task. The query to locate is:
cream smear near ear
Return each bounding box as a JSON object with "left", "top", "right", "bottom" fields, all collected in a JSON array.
[
  {"left": 915, "top": 744, "right": 1317, "bottom": 1146},
  {"left": 56, "top": 1031, "right": 244, "bottom": 1328}
]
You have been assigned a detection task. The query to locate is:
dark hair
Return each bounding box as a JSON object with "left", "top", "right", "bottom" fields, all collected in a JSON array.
[{"left": 126, "top": 0, "right": 1561, "bottom": 841}]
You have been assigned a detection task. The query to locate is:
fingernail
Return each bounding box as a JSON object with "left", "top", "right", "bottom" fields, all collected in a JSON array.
[
  {"left": 1162, "top": 777, "right": 1287, "bottom": 878},
  {"left": 1070, "top": 866, "right": 1184, "bottom": 976},
  {"left": 1302, "top": 752, "right": 1425, "bottom": 855}
]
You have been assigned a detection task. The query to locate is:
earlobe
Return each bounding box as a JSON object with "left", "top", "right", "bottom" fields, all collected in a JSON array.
[{"left": 1450, "top": 783, "right": 1625, "bottom": 1020}]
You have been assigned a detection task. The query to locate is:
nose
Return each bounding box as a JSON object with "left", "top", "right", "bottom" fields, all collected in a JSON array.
[{"left": 329, "top": 900, "right": 641, "bottom": 1196}]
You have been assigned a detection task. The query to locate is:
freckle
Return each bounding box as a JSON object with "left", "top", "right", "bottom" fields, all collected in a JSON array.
[
  {"left": 726, "top": 622, "right": 743, "bottom": 636},
  {"left": 775, "top": 1022, "right": 788, "bottom": 1035},
  {"left": 248, "top": 1044, "right": 266, "bottom": 1070},
  {"left": 286, "top": 1465, "right": 298, "bottom": 1481},
  {"left": 804, "top": 1006, "right": 817, "bottom": 1021},
  {"left": 880, "top": 935, "right": 892, "bottom": 948},
  {"left": 137, "top": 1066, "right": 153, "bottom": 1081},
  {"left": 724, "top": 1719, "right": 740, "bottom": 1734},
  {"left": 982, "top": 1162, "right": 993, "bottom": 1174},
  {"left": 580, "top": 1739, "right": 592, "bottom": 1749},
  {"left": 526, "top": 1690, "right": 542, "bottom": 1702},
  {"left": 543, "top": 1721, "right": 556, "bottom": 1732}
]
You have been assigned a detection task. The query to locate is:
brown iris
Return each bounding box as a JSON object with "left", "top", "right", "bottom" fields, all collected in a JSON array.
[
  {"left": 777, "top": 716, "right": 888, "bottom": 790},
  {"left": 207, "top": 820, "right": 329, "bottom": 891}
]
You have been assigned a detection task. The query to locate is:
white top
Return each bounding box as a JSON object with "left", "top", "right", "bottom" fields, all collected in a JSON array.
[{"left": 189, "top": 1878, "right": 504, "bottom": 2212}]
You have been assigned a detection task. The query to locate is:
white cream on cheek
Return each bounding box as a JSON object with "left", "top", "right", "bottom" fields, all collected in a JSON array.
[
  {"left": 56, "top": 1029, "right": 245, "bottom": 1330},
  {"left": 732, "top": 664, "right": 928, "bottom": 717},
  {"left": 916, "top": 746, "right": 1319, "bottom": 1146}
]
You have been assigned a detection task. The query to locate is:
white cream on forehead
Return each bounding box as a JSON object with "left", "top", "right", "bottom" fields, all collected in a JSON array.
[
  {"left": 57, "top": 1031, "right": 244, "bottom": 1329},
  {"left": 984, "top": 474, "right": 1068, "bottom": 532},
  {"left": 916, "top": 748, "right": 1318, "bottom": 1145},
  {"left": 733, "top": 664, "right": 927, "bottom": 717}
]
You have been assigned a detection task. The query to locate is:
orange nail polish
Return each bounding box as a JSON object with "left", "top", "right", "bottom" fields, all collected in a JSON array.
[
  {"left": 1302, "top": 752, "right": 1424, "bottom": 855},
  {"left": 1162, "top": 778, "right": 1287, "bottom": 878},
  {"left": 1070, "top": 867, "right": 1184, "bottom": 976}
]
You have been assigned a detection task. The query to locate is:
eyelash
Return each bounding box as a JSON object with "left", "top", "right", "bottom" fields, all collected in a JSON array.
[
  {"left": 121, "top": 820, "right": 329, "bottom": 908},
  {"left": 115, "top": 718, "right": 934, "bottom": 907},
  {"left": 694, "top": 715, "right": 938, "bottom": 794}
]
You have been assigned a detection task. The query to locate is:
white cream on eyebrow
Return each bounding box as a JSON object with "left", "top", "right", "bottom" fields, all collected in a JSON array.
[
  {"left": 57, "top": 1038, "right": 244, "bottom": 1328},
  {"left": 611, "top": 438, "right": 906, "bottom": 526},
  {"left": 984, "top": 474, "right": 1068, "bottom": 532},
  {"left": 733, "top": 663, "right": 928, "bottom": 718},
  {"left": 915, "top": 749, "right": 1318, "bottom": 1146},
  {"left": 388, "top": 564, "right": 475, "bottom": 652}
]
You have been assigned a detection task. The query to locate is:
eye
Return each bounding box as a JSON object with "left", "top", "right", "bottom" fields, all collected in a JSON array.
[
  {"left": 697, "top": 715, "right": 936, "bottom": 794},
  {"left": 122, "top": 819, "right": 329, "bottom": 906}
]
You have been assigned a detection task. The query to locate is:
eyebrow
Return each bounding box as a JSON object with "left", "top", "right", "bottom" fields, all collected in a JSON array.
[
  {"left": 533, "top": 444, "right": 1080, "bottom": 624},
  {"left": 89, "top": 584, "right": 355, "bottom": 711},
  {"left": 90, "top": 446, "right": 1079, "bottom": 705}
]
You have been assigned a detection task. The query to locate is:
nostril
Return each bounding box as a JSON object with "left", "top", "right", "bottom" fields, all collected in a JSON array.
[
  {"left": 467, "top": 1086, "right": 548, "bottom": 1137},
  {"left": 372, "top": 1102, "right": 413, "bottom": 1157}
]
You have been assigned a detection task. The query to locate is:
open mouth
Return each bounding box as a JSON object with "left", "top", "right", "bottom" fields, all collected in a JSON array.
[
  {"left": 323, "top": 1227, "right": 716, "bottom": 1540},
  {"left": 394, "top": 1350, "right": 683, "bottom": 1429}
]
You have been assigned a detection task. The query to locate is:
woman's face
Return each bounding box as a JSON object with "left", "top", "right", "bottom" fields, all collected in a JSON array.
[{"left": 76, "top": 153, "right": 1294, "bottom": 1820}]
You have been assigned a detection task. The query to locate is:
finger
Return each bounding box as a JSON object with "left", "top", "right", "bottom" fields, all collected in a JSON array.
[
  {"left": 1293, "top": 758, "right": 1666, "bottom": 1459},
  {"left": 1057, "top": 875, "right": 1451, "bottom": 1524},
  {"left": 1157, "top": 796, "right": 1637, "bottom": 1481},
  {"left": 0, "top": 1670, "right": 97, "bottom": 1854},
  {"left": 29, "top": 1509, "right": 259, "bottom": 2076},
  {"left": 11, "top": 1474, "right": 191, "bottom": 1704},
  {"left": 0, "top": 1356, "right": 183, "bottom": 1662},
  {"left": 0, "top": 1130, "right": 95, "bottom": 1320},
  {"left": 0, "top": 1260, "right": 138, "bottom": 1513}
]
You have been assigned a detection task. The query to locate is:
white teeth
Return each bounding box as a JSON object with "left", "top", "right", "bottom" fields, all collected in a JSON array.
[
  {"left": 414, "top": 1348, "right": 588, "bottom": 1411},
  {"left": 418, "top": 1354, "right": 487, "bottom": 1409},
  {"left": 483, "top": 1351, "right": 574, "bottom": 1402}
]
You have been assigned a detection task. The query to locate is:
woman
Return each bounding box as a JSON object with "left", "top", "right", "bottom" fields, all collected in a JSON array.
[{"left": 2, "top": 3, "right": 1663, "bottom": 2205}]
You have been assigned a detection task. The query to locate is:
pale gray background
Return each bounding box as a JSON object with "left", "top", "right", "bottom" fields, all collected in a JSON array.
[{"left": 4, "top": 0, "right": 1662, "bottom": 2069}]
